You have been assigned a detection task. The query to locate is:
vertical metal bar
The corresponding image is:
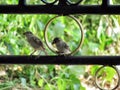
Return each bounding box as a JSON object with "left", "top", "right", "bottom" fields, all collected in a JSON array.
[
  {"left": 18, "top": 0, "right": 26, "bottom": 6},
  {"left": 102, "top": 0, "right": 110, "bottom": 6},
  {"left": 58, "top": 0, "right": 68, "bottom": 5}
]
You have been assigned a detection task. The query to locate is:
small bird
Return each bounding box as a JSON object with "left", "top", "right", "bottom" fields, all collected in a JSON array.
[
  {"left": 52, "top": 37, "right": 71, "bottom": 55},
  {"left": 23, "top": 31, "right": 47, "bottom": 56}
]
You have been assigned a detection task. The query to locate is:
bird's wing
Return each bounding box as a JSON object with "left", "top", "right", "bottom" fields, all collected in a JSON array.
[
  {"left": 32, "top": 36, "right": 44, "bottom": 47},
  {"left": 63, "top": 42, "right": 71, "bottom": 51}
]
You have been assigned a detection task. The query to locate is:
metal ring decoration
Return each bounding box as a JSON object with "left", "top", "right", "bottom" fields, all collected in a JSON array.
[
  {"left": 95, "top": 65, "right": 120, "bottom": 90},
  {"left": 44, "top": 15, "right": 84, "bottom": 55},
  {"left": 67, "top": 0, "right": 83, "bottom": 5},
  {"left": 41, "top": 0, "right": 58, "bottom": 5}
]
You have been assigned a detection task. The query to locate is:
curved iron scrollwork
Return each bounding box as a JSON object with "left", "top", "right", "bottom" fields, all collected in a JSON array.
[
  {"left": 41, "top": 0, "right": 83, "bottom": 5},
  {"left": 67, "top": 0, "right": 83, "bottom": 5},
  {"left": 44, "top": 15, "right": 84, "bottom": 56},
  {"left": 41, "top": 0, "right": 58, "bottom": 5},
  {"left": 95, "top": 65, "right": 120, "bottom": 90}
]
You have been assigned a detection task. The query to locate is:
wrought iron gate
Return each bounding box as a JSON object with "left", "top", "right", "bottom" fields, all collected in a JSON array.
[{"left": 0, "top": 0, "right": 120, "bottom": 90}]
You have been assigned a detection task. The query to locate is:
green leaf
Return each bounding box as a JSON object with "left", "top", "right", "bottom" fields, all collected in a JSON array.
[
  {"left": 44, "top": 84, "right": 55, "bottom": 90},
  {"left": 90, "top": 65, "right": 100, "bottom": 76},
  {"left": 57, "top": 78, "right": 66, "bottom": 90},
  {"left": 38, "top": 79, "right": 44, "bottom": 87},
  {"left": 67, "top": 66, "right": 85, "bottom": 77}
]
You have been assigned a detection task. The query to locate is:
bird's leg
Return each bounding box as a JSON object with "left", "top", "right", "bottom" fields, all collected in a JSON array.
[
  {"left": 56, "top": 51, "right": 61, "bottom": 56},
  {"left": 35, "top": 51, "right": 42, "bottom": 60},
  {"left": 30, "top": 49, "right": 36, "bottom": 56},
  {"left": 56, "top": 51, "right": 64, "bottom": 56},
  {"left": 44, "top": 50, "right": 48, "bottom": 55},
  {"left": 29, "top": 50, "right": 36, "bottom": 59}
]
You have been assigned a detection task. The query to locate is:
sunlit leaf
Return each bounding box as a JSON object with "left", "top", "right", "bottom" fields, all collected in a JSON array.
[{"left": 38, "top": 79, "right": 44, "bottom": 87}]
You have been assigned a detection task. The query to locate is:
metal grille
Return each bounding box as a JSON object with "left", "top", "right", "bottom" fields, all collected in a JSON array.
[
  {"left": 0, "top": 0, "right": 120, "bottom": 65},
  {"left": 0, "top": 0, "right": 119, "bottom": 14},
  {"left": 1, "top": 1, "right": 120, "bottom": 89}
]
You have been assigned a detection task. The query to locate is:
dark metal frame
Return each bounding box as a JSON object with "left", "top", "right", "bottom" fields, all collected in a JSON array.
[
  {"left": 0, "top": 0, "right": 120, "bottom": 65},
  {"left": 0, "top": 0, "right": 120, "bottom": 14},
  {"left": 1, "top": 1, "right": 120, "bottom": 90},
  {"left": 0, "top": 56, "right": 120, "bottom": 65}
]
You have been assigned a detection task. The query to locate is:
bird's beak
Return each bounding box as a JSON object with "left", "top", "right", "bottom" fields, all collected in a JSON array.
[{"left": 52, "top": 41, "right": 56, "bottom": 48}]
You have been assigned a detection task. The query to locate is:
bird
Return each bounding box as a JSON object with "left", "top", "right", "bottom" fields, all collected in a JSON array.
[
  {"left": 52, "top": 37, "right": 71, "bottom": 55},
  {"left": 23, "top": 31, "right": 47, "bottom": 56}
]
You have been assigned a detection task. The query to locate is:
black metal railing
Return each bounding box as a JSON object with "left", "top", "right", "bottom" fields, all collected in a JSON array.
[
  {"left": 0, "top": 0, "right": 119, "bottom": 14},
  {"left": 0, "top": 55, "right": 119, "bottom": 65},
  {"left": 1, "top": 0, "right": 120, "bottom": 90},
  {"left": 0, "top": 0, "right": 119, "bottom": 65}
]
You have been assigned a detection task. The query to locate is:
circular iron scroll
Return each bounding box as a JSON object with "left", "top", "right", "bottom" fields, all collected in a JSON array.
[
  {"left": 41, "top": 0, "right": 83, "bottom": 5},
  {"left": 44, "top": 15, "right": 84, "bottom": 55},
  {"left": 41, "top": 0, "right": 58, "bottom": 5},
  {"left": 67, "top": 0, "right": 83, "bottom": 5},
  {"left": 95, "top": 65, "right": 120, "bottom": 90}
]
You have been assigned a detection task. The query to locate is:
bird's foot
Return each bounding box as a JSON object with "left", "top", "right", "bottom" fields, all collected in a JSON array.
[{"left": 35, "top": 55, "right": 41, "bottom": 60}]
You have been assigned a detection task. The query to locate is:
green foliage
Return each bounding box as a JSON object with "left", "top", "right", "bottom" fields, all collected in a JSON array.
[
  {"left": 0, "top": 0, "right": 18, "bottom": 4},
  {"left": 0, "top": 81, "right": 15, "bottom": 89}
]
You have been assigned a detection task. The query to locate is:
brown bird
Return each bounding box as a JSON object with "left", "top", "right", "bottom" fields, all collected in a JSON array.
[
  {"left": 23, "top": 31, "right": 47, "bottom": 56},
  {"left": 52, "top": 37, "right": 71, "bottom": 55}
]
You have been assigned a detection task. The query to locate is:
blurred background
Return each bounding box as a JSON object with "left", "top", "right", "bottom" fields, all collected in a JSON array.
[{"left": 0, "top": 0, "right": 120, "bottom": 90}]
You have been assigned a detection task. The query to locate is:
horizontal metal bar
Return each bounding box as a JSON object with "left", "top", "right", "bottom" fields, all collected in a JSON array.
[
  {"left": 0, "top": 5, "right": 120, "bottom": 14},
  {"left": 0, "top": 55, "right": 120, "bottom": 65}
]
